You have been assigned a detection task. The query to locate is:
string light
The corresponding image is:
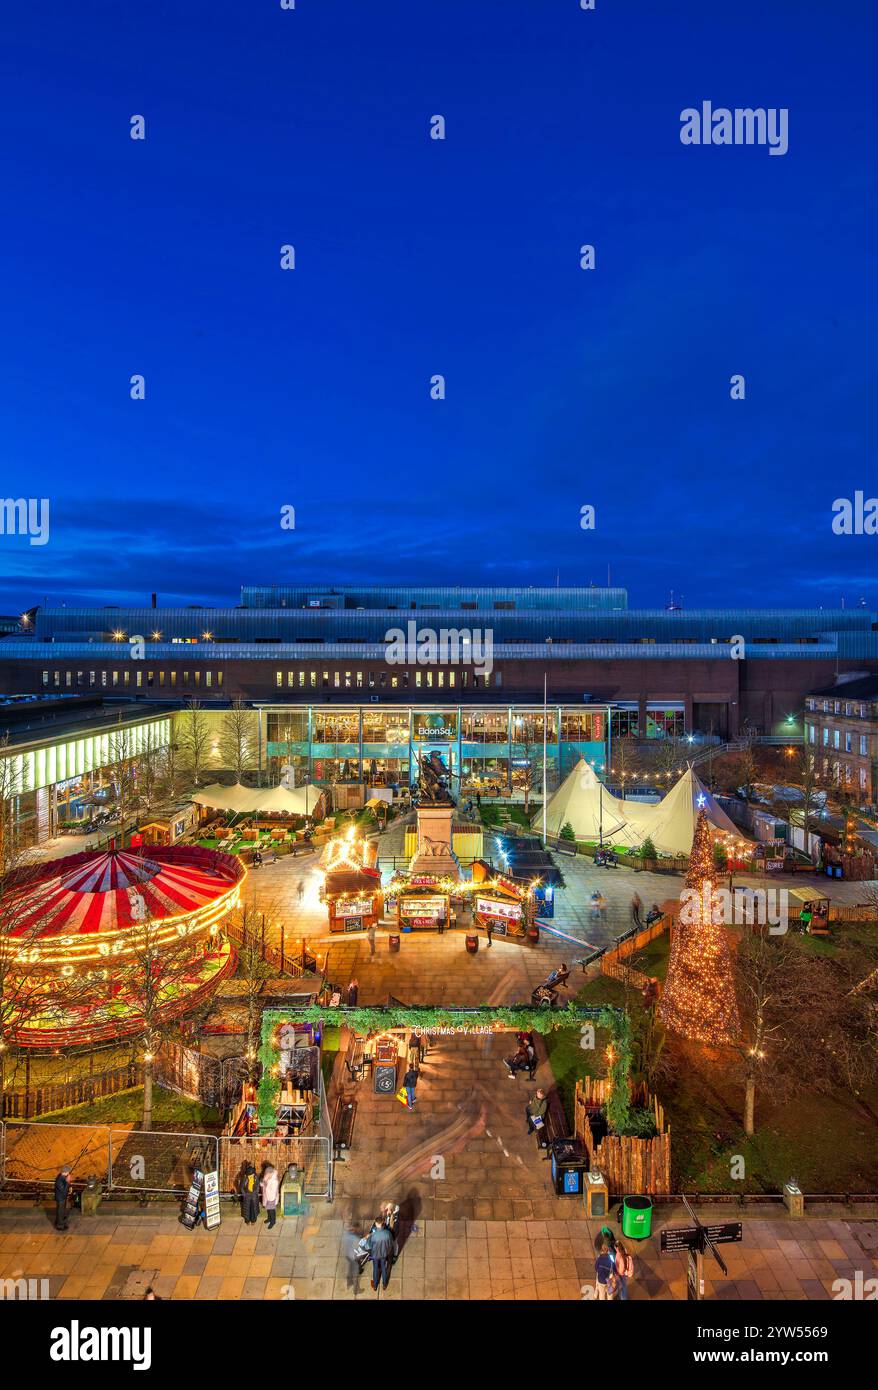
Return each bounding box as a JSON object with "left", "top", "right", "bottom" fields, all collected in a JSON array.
[{"left": 658, "top": 810, "right": 741, "bottom": 1046}]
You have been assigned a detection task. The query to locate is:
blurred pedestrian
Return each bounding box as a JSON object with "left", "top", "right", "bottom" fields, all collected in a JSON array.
[{"left": 631, "top": 892, "right": 642, "bottom": 926}]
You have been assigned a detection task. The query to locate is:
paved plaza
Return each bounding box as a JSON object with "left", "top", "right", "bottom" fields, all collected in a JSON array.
[{"left": 1, "top": 1200, "right": 874, "bottom": 1302}]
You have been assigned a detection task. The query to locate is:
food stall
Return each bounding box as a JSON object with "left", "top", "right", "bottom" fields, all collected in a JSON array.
[
  {"left": 396, "top": 877, "right": 452, "bottom": 933},
  {"left": 469, "top": 863, "right": 532, "bottom": 937},
  {"left": 785, "top": 887, "right": 831, "bottom": 935},
  {"left": 325, "top": 870, "right": 383, "bottom": 934}
]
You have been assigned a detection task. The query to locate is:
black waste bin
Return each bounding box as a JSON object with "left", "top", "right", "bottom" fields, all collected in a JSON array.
[{"left": 550, "top": 1138, "right": 587, "bottom": 1196}]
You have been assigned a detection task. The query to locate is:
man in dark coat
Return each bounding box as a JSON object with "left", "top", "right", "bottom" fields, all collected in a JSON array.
[
  {"left": 54, "top": 1165, "right": 72, "bottom": 1231},
  {"left": 403, "top": 1065, "right": 418, "bottom": 1109},
  {"left": 369, "top": 1219, "right": 394, "bottom": 1290}
]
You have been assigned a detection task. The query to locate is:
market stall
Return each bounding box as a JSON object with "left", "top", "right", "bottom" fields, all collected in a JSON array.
[{"left": 395, "top": 877, "right": 452, "bottom": 933}]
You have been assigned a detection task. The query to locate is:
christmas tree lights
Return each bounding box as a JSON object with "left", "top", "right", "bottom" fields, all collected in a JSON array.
[{"left": 659, "top": 810, "right": 740, "bottom": 1045}]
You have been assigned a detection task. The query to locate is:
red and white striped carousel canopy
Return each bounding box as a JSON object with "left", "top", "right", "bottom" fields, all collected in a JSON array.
[{"left": 6, "top": 848, "right": 236, "bottom": 940}]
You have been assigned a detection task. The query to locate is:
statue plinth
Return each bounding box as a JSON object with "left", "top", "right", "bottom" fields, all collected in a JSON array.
[{"left": 409, "top": 805, "right": 461, "bottom": 880}]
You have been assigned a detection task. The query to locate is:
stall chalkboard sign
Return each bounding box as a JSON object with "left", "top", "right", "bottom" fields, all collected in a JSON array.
[{"left": 344, "top": 917, "right": 362, "bottom": 932}]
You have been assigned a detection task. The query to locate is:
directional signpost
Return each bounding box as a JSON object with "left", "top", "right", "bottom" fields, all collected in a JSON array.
[{"left": 660, "top": 1198, "right": 743, "bottom": 1300}]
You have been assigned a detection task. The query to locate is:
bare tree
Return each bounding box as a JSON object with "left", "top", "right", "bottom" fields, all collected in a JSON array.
[
  {"left": 107, "top": 722, "right": 140, "bottom": 845},
  {"left": 220, "top": 699, "right": 257, "bottom": 783},
  {"left": 124, "top": 913, "right": 205, "bottom": 1131},
  {"left": 179, "top": 700, "right": 212, "bottom": 789},
  {"left": 230, "top": 905, "right": 272, "bottom": 1082}
]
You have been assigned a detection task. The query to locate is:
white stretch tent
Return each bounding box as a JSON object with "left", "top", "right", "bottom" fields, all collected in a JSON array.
[
  {"left": 538, "top": 759, "right": 741, "bottom": 857},
  {"left": 192, "top": 783, "right": 323, "bottom": 815}
]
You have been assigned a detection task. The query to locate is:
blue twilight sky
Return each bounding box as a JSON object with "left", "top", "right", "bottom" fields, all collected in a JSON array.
[{"left": 0, "top": 0, "right": 876, "bottom": 614}]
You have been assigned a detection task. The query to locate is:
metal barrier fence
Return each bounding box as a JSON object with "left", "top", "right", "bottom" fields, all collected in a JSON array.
[
  {"left": 0, "top": 1121, "right": 217, "bottom": 1194},
  {"left": 0, "top": 1067, "right": 334, "bottom": 1200}
]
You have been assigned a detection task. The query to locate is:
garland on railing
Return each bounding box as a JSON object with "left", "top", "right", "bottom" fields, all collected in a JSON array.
[{"left": 257, "top": 1002, "right": 634, "bottom": 1134}]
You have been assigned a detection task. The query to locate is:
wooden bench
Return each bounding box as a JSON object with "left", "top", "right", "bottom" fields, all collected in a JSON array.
[
  {"left": 332, "top": 1097, "right": 358, "bottom": 1157},
  {"left": 536, "top": 1088, "right": 570, "bottom": 1152},
  {"left": 344, "top": 1036, "right": 365, "bottom": 1080}
]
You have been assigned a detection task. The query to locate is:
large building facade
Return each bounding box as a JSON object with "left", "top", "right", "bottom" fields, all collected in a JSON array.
[{"left": 3, "top": 584, "right": 878, "bottom": 842}]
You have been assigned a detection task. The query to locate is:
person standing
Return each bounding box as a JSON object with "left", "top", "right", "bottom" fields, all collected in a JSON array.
[
  {"left": 367, "top": 922, "right": 377, "bottom": 955},
  {"left": 54, "top": 1165, "right": 72, "bottom": 1232},
  {"left": 369, "top": 1218, "right": 394, "bottom": 1291},
  {"left": 594, "top": 1241, "right": 615, "bottom": 1300},
  {"left": 347, "top": 977, "right": 359, "bottom": 1007},
  {"left": 407, "top": 1033, "right": 421, "bottom": 1071},
  {"left": 260, "top": 1164, "right": 280, "bottom": 1230},
  {"left": 240, "top": 1162, "right": 259, "bottom": 1225},
  {"left": 631, "top": 892, "right": 642, "bottom": 927},
  {"left": 402, "top": 1064, "right": 418, "bottom": 1109},
  {"left": 614, "top": 1239, "right": 632, "bottom": 1301},
  {"left": 486, "top": 919, "right": 493, "bottom": 948}
]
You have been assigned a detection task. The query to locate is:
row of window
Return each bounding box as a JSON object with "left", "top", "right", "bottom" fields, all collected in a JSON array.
[
  {"left": 273, "top": 668, "right": 502, "bottom": 691},
  {"left": 807, "top": 723, "right": 871, "bottom": 755},
  {"left": 43, "top": 669, "right": 224, "bottom": 690},
  {"left": 806, "top": 697, "right": 876, "bottom": 717}
]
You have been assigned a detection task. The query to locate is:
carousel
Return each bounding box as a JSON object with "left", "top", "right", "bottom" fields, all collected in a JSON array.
[{"left": 0, "top": 845, "right": 245, "bottom": 1048}]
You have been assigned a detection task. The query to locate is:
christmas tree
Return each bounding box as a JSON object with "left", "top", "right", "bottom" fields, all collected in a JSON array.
[{"left": 659, "top": 810, "right": 740, "bottom": 1045}]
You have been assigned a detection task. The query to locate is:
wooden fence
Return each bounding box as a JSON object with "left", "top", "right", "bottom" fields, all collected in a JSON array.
[
  {"left": 574, "top": 1078, "right": 671, "bottom": 1195},
  {"left": 1, "top": 1061, "right": 143, "bottom": 1120},
  {"left": 828, "top": 903, "right": 877, "bottom": 923},
  {"left": 225, "top": 918, "right": 323, "bottom": 981},
  {"left": 599, "top": 915, "right": 668, "bottom": 994}
]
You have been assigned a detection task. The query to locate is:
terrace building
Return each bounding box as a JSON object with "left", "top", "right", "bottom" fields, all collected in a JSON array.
[
  {"left": 1, "top": 584, "right": 877, "bottom": 841},
  {"left": 804, "top": 674, "right": 878, "bottom": 804}
]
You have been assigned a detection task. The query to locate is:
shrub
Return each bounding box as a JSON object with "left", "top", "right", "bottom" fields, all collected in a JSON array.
[
  {"left": 639, "top": 835, "right": 657, "bottom": 859},
  {"left": 560, "top": 821, "right": 576, "bottom": 842}
]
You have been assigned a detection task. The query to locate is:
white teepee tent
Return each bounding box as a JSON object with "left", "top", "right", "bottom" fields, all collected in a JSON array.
[
  {"left": 537, "top": 759, "right": 741, "bottom": 857},
  {"left": 538, "top": 759, "right": 642, "bottom": 846}
]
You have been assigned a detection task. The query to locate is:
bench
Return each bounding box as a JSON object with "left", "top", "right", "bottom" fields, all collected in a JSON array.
[
  {"left": 332, "top": 1097, "right": 358, "bottom": 1157},
  {"left": 539, "top": 1088, "right": 570, "bottom": 1149},
  {"left": 344, "top": 1036, "right": 365, "bottom": 1080}
]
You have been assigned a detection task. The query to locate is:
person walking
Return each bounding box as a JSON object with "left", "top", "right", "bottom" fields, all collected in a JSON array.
[
  {"left": 240, "top": 1162, "right": 259, "bottom": 1225},
  {"left": 594, "top": 1241, "right": 616, "bottom": 1301},
  {"left": 369, "top": 1218, "right": 394, "bottom": 1291},
  {"left": 402, "top": 1064, "right": 418, "bottom": 1109},
  {"left": 260, "top": 1164, "right": 280, "bottom": 1230},
  {"left": 367, "top": 922, "right": 377, "bottom": 955},
  {"left": 296, "top": 879, "right": 305, "bottom": 903},
  {"left": 614, "top": 1238, "right": 632, "bottom": 1301},
  {"left": 342, "top": 1223, "right": 362, "bottom": 1290},
  {"left": 54, "top": 1165, "right": 72, "bottom": 1232},
  {"left": 631, "top": 892, "right": 642, "bottom": 927}
]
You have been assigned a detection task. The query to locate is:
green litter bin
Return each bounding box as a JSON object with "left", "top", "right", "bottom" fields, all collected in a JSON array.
[{"left": 621, "top": 1194, "right": 653, "bottom": 1239}]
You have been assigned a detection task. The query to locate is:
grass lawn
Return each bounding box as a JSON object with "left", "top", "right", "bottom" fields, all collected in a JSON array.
[
  {"left": 545, "top": 930, "right": 878, "bottom": 1192},
  {"left": 478, "top": 802, "right": 541, "bottom": 830},
  {"left": 34, "top": 1085, "right": 221, "bottom": 1131}
]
